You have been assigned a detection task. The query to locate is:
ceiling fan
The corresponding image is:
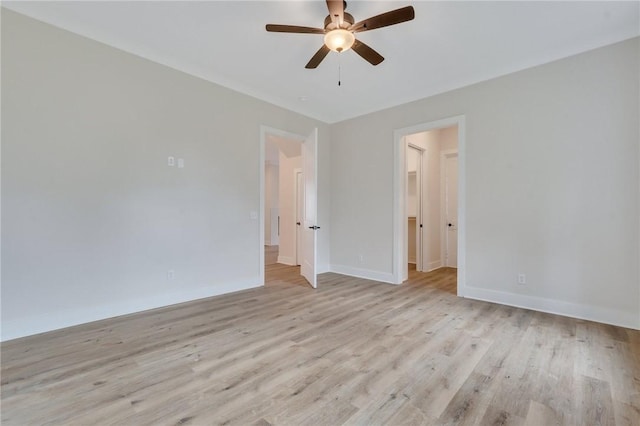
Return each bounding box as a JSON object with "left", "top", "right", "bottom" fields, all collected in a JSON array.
[{"left": 266, "top": 1, "right": 415, "bottom": 69}]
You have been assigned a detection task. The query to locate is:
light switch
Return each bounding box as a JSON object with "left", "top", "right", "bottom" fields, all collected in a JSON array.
[
  {"left": 250, "top": 211, "right": 258, "bottom": 220},
  {"left": 168, "top": 156, "right": 175, "bottom": 167},
  {"left": 178, "top": 158, "right": 184, "bottom": 168}
]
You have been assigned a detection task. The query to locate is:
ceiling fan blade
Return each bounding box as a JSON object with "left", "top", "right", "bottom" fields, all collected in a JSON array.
[
  {"left": 349, "top": 6, "right": 415, "bottom": 33},
  {"left": 305, "top": 45, "right": 331, "bottom": 69},
  {"left": 326, "top": 0, "right": 345, "bottom": 26},
  {"left": 266, "top": 24, "right": 326, "bottom": 34},
  {"left": 351, "top": 39, "right": 384, "bottom": 66}
]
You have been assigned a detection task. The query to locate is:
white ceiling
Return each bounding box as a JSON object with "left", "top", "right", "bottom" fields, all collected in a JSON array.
[{"left": 4, "top": 1, "right": 639, "bottom": 123}]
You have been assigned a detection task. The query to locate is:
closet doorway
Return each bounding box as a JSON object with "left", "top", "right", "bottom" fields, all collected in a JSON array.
[
  {"left": 393, "top": 116, "right": 465, "bottom": 295},
  {"left": 406, "top": 144, "right": 425, "bottom": 272}
]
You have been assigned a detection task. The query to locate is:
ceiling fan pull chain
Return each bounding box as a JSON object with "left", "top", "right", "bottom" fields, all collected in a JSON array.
[{"left": 338, "top": 54, "right": 342, "bottom": 86}]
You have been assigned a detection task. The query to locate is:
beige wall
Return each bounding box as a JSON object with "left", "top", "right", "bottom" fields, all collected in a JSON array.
[
  {"left": 2, "top": 9, "right": 638, "bottom": 339},
  {"left": 1, "top": 10, "right": 330, "bottom": 340},
  {"left": 330, "top": 37, "right": 640, "bottom": 328},
  {"left": 440, "top": 126, "right": 458, "bottom": 152}
]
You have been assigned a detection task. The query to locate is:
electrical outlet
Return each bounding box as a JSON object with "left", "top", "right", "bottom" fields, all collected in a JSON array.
[
  {"left": 359, "top": 254, "right": 364, "bottom": 263},
  {"left": 167, "top": 270, "right": 175, "bottom": 280},
  {"left": 177, "top": 158, "right": 184, "bottom": 168},
  {"left": 518, "top": 273, "right": 526, "bottom": 285}
]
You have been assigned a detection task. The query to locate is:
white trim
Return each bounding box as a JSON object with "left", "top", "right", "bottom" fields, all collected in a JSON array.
[
  {"left": 407, "top": 144, "right": 425, "bottom": 272},
  {"left": 1, "top": 279, "right": 262, "bottom": 341},
  {"left": 259, "top": 127, "right": 266, "bottom": 286},
  {"left": 393, "top": 115, "right": 467, "bottom": 297},
  {"left": 277, "top": 255, "right": 296, "bottom": 266},
  {"left": 463, "top": 286, "right": 640, "bottom": 331},
  {"left": 329, "top": 264, "right": 396, "bottom": 285},
  {"left": 407, "top": 143, "right": 425, "bottom": 152},
  {"left": 458, "top": 120, "right": 467, "bottom": 296},
  {"left": 259, "top": 125, "right": 306, "bottom": 286},
  {"left": 427, "top": 260, "right": 443, "bottom": 271}
]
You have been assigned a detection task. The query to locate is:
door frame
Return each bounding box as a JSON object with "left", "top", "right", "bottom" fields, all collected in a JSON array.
[
  {"left": 406, "top": 143, "right": 425, "bottom": 272},
  {"left": 441, "top": 150, "right": 459, "bottom": 268},
  {"left": 259, "top": 125, "right": 306, "bottom": 286},
  {"left": 392, "top": 115, "right": 466, "bottom": 296},
  {"left": 294, "top": 168, "right": 303, "bottom": 265}
]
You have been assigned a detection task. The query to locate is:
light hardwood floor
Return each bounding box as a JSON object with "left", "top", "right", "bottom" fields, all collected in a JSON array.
[
  {"left": 265, "top": 245, "right": 279, "bottom": 266},
  {"left": 2, "top": 264, "right": 639, "bottom": 425}
]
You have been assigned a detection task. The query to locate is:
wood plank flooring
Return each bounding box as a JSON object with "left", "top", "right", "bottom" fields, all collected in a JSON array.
[
  {"left": 2, "top": 264, "right": 639, "bottom": 425},
  {"left": 265, "top": 245, "right": 278, "bottom": 266}
]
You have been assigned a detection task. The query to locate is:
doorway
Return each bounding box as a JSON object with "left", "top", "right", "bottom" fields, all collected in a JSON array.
[
  {"left": 393, "top": 116, "right": 465, "bottom": 295},
  {"left": 405, "top": 129, "right": 458, "bottom": 275},
  {"left": 260, "top": 126, "right": 319, "bottom": 289},
  {"left": 442, "top": 151, "right": 458, "bottom": 268},
  {"left": 406, "top": 144, "right": 424, "bottom": 272}
]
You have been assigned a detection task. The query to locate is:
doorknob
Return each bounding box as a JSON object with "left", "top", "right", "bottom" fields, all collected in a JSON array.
[
  {"left": 296, "top": 222, "right": 301, "bottom": 226},
  {"left": 448, "top": 223, "right": 453, "bottom": 227},
  {"left": 308, "top": 226, "right": 321, "bottom": 230}
]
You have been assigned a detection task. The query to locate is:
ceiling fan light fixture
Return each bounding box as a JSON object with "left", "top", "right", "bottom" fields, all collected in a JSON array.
[
  {"left": 266, "top": 4, "right": 415, "bottom": 68},
  {"left": 324, "top": 29, "right": 355, "bottom": 52}
]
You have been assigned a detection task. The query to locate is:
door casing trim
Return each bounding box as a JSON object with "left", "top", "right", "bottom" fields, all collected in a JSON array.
[{"left": 392, "top": 115, "right": 466, "bottom": 297}]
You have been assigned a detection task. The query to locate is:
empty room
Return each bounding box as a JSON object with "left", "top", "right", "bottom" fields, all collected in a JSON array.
[{"left": 2, "top": 1, "right": 639, "bottom": 425}]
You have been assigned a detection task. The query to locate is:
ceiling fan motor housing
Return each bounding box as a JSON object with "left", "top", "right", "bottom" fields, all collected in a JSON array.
[
  {"left": 324, "top": 12, "right": 354, "bottom": 30},
  {"left": 265, "top": 2, "right": 416, "bottom": 68}
]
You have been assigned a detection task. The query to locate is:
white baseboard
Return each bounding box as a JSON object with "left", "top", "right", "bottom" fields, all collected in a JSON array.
[
  {"left": 463, "top": 286, "right": 640, "bottom": 330},
  {"left": 329, "top": 264, "right": 396, "bottom": 284},
  {"left": 408, "top": 261, "right": 416, "bottom": 265},
  {"left": 409, "top": 261, "right": 441, "bottom": 272},
  {"left": 1, "top": 279, "right": 263, "bottom": 342},
  {"left": 427, "top": 260, "right": 442, "bottom": 271},
  {"left": 277, "top": 255, "right": 296, "bottom": 266}
]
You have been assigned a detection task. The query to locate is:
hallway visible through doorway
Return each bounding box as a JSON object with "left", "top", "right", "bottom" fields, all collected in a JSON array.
[
  {"left": 404, "top": 125, "right": 459, "bottom": 278},
  {"left": 262, "top": 126, "right": 319, "bottom": 289},
  {"left": 264, "top": 245, "right": 308, "bottom": 288}
]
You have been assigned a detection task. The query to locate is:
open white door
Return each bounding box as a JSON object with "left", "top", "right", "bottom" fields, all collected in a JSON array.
[{"left": 301, "top": 128, "right": 318, "bottom": 288}]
